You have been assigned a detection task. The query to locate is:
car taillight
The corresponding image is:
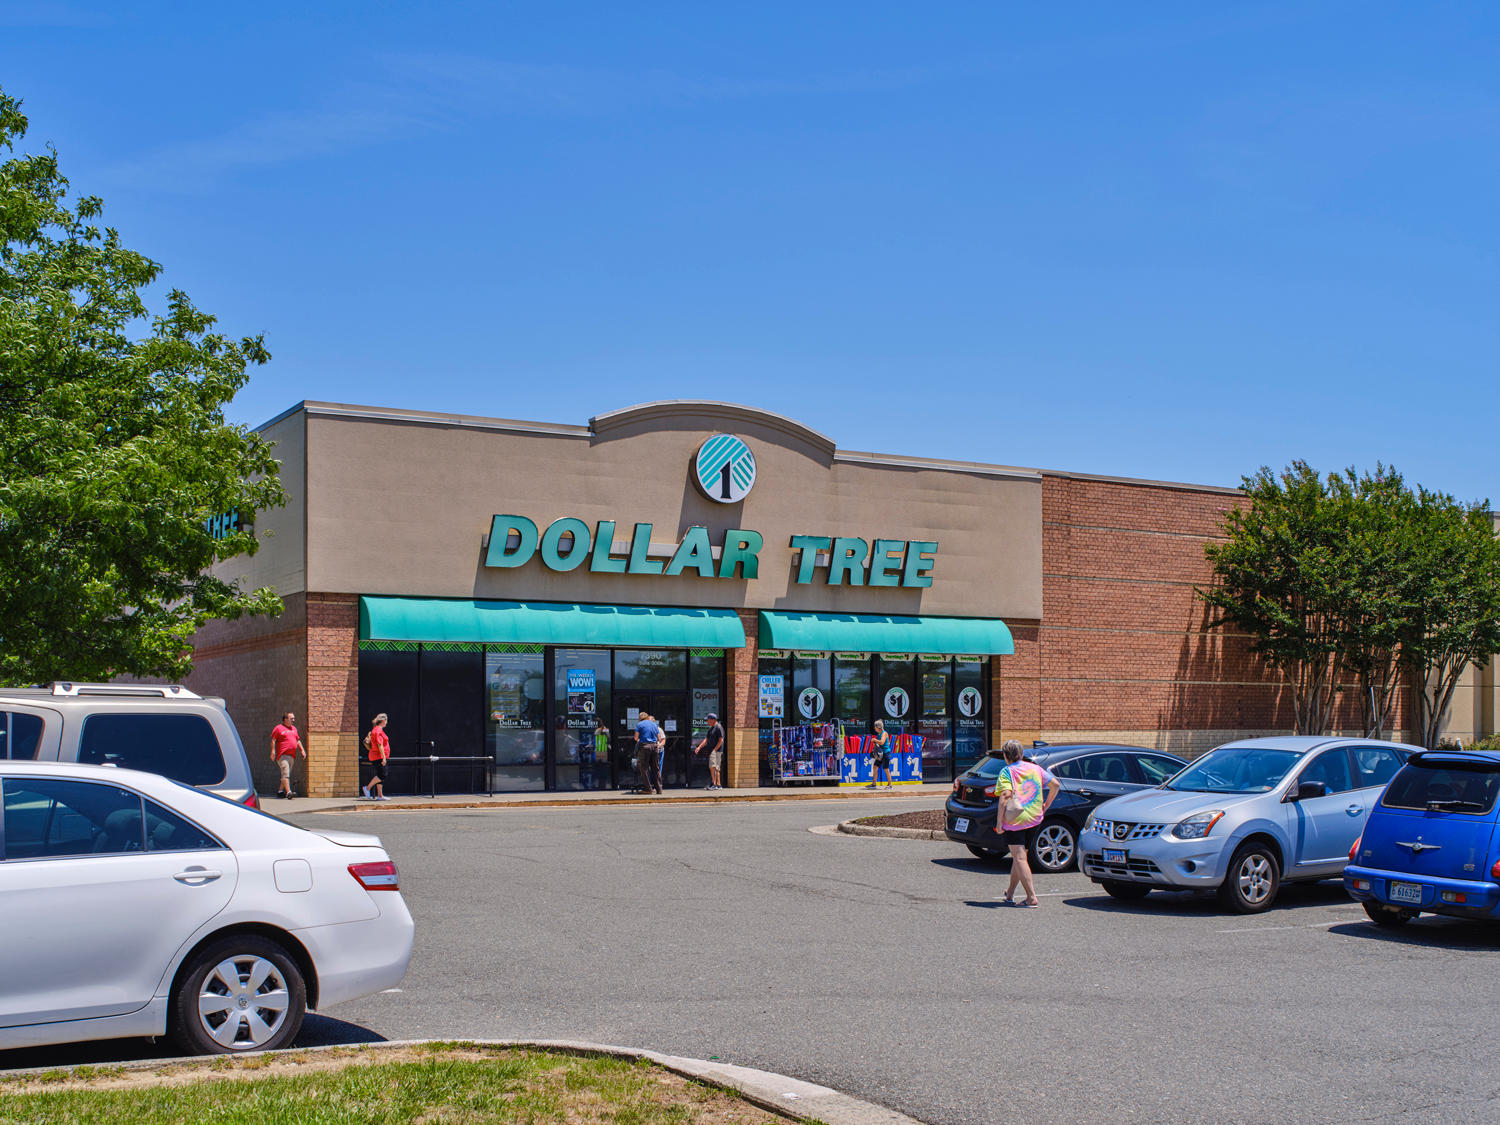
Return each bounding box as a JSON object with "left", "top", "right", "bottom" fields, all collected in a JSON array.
[
  {"left": 1349, "top": 836, "right": 1360, "bottom": 862},
  {"left": 245, "top": 793, "right": 260, "bottom": 810},
  {"left": 1491, "top": 858, "right": 1500, "bottom": 880},
  {"left": 349, "top": 860, "right": 400, "bottom": 891}
]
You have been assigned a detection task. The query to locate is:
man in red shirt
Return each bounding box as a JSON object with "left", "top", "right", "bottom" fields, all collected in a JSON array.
[{"left": 270, "top": 711, "right": 307, "bottom": 800}]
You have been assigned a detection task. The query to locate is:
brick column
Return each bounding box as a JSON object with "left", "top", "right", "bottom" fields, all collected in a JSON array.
[
  {"left": 306, "top": 593, "right": 360, "bottom": 797},
  {"left": 724, "top": 608, "right": 760, "bottom": 788},
  {"left": 998, "top": 622, "right": 1041, "bottom": 748}
]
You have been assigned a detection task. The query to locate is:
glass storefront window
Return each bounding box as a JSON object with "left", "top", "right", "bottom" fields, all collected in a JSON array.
[
  {"left": 954, "top": 659, "right": 989, "bottom": 774},
  {"left": 358, "top": 649, "right": 419, "bottom": 793},
  {"left": 875, "top": 656, "right": 917, "bottom": 735},
  {"left": 918, "top": 658, "right": 953, "bottom": 784},
  {"left": 486, "top": 651, "right": 546, "bottom": 791},
  {"left": 554, "top": 648, "right": 612, "bottom": 791},
  {"left": 756, "top": 654, "right": 789, "bottom": 784},
  {"left": 833, "top": 657, "right": 871, "bottom": 736},
  {"left": 615, "top": 649, "right": 687, "bottom": 691},
  {"left": 420, "top": 649, "right": 485, "bottom": 793},
  {"left": 791, "top": 656, "right": 833, "bottom": 724}
]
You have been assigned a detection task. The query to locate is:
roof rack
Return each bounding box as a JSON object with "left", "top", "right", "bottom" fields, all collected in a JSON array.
[{"left": 48, "top": 682, "right": 201, "bottom": 700}]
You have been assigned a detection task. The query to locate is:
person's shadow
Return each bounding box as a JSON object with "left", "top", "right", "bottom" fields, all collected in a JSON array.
[{"left": 0, "top": 1013, "right": 383, "bottom": 1072}]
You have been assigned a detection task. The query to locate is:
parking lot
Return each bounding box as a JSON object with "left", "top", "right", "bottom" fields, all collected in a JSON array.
[{"left": 7, "top": 796, "right": 1500, "bottom": 1124}]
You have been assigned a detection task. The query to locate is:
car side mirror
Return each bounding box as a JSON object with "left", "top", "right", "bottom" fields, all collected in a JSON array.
[{"left": 1287, "top": 780, "right": 1328, "bottom": 802}]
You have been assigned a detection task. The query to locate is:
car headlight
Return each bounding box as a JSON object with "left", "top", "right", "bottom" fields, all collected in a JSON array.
[{"left": 1171, "top": 811, "right": 1225, "bottom": 840}]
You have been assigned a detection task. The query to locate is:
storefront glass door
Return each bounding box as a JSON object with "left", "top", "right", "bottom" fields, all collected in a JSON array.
[{"left": 615, "top": 690, "right": 697, "bottom": 789}]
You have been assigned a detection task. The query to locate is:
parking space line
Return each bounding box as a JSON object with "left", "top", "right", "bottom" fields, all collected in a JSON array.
[{"left": 1216, "top": 920, "right": 1344, "bottom": 934}]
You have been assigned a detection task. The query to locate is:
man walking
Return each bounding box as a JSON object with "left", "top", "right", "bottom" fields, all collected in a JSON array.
[
  {"left": 694, "top": 712, "right": 726, "bottom": 790},
  {"left": 269, "top": 711, "right": 306, "bottom": 800},
  {"left": 635, "top": 711, "right": 663, "bottom": 794}
]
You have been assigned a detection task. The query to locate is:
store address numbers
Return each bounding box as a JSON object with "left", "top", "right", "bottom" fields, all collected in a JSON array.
[{"left": 486, "top": 515, "right": 937, "bottom": 588}]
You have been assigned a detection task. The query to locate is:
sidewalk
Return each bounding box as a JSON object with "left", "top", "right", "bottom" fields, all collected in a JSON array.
[{"left": 278, "top": 782, "right": 951, "bottom": 815}]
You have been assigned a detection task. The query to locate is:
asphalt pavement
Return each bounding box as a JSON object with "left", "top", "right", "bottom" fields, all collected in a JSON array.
[{"left": 8, "top": 797, "right": 1500, "bottom": 1124}]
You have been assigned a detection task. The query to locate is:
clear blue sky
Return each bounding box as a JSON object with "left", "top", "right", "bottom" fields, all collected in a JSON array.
[{"left": 4, "top": 2, "right": 1497, "bottom": 496}]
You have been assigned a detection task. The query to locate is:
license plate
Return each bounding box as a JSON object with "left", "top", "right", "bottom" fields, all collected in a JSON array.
[
  {"left": 1102, "top": 848, "right": 1127, "bottom": 864},
  {"left": 1389, "top": 881, "right": 1423, "bottom": 905},
  {"left": 953, "top": 818, "right": 970, "bottom": 833}
]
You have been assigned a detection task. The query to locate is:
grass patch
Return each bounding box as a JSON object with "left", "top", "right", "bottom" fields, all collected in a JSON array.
[{"left": 0, "top": 1046, "right": 798, "bottom": 1124}]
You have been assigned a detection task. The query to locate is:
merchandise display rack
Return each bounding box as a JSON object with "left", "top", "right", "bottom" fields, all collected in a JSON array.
[{"left": 768, "top": 719, "right": 844, "bottom": 785}]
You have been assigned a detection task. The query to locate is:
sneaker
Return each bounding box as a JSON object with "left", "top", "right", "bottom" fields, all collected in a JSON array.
[
  {"left": 377, "top": 794, "right": 390, "bottom": 801},
  {"left": 361, "top": 786, "right": 371, "bottom": 800}
]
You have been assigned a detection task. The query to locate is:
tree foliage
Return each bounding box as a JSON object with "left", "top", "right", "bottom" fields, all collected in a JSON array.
[
  {"left": 0, "top": 89, "right": 285, "bottom": 684},
  {"left": 1200, "top": 462, "right": 1500, "bottom": 746}
]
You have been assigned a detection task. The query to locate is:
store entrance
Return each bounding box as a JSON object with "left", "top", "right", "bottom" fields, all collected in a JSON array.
[{"left": 615, "top": 690, "right": 704, "bottom": 790}]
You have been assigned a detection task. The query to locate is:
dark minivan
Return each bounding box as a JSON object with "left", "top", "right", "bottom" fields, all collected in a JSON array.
[{"left": 1345, "top": 748, "right": 1500, "bottom": 926}]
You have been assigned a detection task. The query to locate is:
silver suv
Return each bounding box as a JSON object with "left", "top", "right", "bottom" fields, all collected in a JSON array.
[{"left": 0, "top": 683, "right": 258, "bottom": 808}]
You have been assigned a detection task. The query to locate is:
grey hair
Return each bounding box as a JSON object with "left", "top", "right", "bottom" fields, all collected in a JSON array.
[
  {"left": 373, "top": 713, "right": 388, "bottom": 725},
  {"left": 1001, "top": 738, "right": 1023, "bottom": 763}
]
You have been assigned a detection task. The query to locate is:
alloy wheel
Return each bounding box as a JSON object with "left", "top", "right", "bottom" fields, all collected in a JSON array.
[
  {"left": 1032, "top": 822, "right": 1076, "bottom": 872},
  {"left": 1236, "top": 854, "right": 1274, "bottom": 906}
]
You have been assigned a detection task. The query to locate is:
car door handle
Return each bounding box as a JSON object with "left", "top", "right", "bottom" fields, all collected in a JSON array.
[
  {"left": 173, "top": 867, "right": 222, "bottom": 885},
  {"left": 1077, "top": 789, "right": 1094, "bottom": 798},
  {"left": 1345, "top": 804, "right": 1363, "bottom": 816}
]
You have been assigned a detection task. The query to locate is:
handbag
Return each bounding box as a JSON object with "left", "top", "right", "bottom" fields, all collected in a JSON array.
[{"left": 1001, "top": 766, "right": 1026, "bottom": 823}]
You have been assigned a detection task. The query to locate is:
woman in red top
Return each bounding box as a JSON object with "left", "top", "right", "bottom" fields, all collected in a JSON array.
[{"left": 362, "top": 713, "right": 391, "bottom": 801}]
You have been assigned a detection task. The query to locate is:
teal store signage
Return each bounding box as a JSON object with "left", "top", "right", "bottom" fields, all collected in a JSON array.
[
  {"left": 694, "top": 434, "right": 757, "bottom": 504},
  {"left": 485, "top": 515, "right": 938, "bottom": 588}
]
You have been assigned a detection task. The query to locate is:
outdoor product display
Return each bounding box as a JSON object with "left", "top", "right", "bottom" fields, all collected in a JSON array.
[
  {"left": 768, "top": 721, "right": 843, "bottom": 784},
  {"left": 839, "top": 733, "right": 925, "bottom": 786}
]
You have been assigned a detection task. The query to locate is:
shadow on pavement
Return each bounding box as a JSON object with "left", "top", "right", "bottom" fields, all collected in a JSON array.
[
  {"left": 0, "top": 1014, "right": 385, "bottom": 1073},
  {"left": 930, "top": 856, "right": 1011, "bottom": 874},
  {"left": 1328, "top": 917, "right": 1500, "bottom": 950},
  {"left": 1061, "top": 880, "right": 1352, "bottom": 918}
]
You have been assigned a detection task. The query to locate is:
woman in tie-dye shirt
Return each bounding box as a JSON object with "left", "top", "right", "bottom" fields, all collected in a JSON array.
[{"left": 995, "top": 740, "right": 1059, "bottom": 907}]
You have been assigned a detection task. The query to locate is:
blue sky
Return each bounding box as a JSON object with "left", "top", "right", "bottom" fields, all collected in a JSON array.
[{"left": 4, "top": 2, "right": 1497, "bottom": 495}]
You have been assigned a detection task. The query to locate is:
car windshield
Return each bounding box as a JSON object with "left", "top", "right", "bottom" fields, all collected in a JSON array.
[
  {"left": 1166, "top": 747, "right": 1301, "bottom": 794},
  {"left": 1382, "top": 761, "right": 1500, "bottom": 814}
]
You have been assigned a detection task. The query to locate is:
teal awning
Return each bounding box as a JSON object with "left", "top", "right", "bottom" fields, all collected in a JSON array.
[
  {"left": 758, "top": 611, "right": 1013, "bottom": 655},
  {"left": 360, "top": 596, "right": 746, "bottom": 649}
]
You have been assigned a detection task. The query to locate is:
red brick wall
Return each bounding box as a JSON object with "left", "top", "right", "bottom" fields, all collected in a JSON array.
[
  {"left": 1033, "top": 474, "right": 1409, "bottom": 755},
  {"left": 179, "top": 593, "right": 307, "bottom": 796},
  {"left": 306, "top": 593, "right": 360, "bottom": 796}
]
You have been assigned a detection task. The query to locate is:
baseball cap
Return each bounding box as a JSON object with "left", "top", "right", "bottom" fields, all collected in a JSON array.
[{"left": 705, "top": 712, "right": 718, "bottom": 721}]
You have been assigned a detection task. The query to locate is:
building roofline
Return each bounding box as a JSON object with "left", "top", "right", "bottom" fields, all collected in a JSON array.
[
  {"left": 589, "top": 400, "right": 837, "bottom": 454},
  {"left": 1042, "top": 468, "right": 1243, "bottom": 496},
  {"left": 252, "top": 400, "right": 1247, "bottom": 495}
]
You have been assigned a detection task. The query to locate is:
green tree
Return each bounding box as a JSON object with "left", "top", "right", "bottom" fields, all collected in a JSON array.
[
  {"left": 1397, "top": 489, "right": 1500, "bottom": 749},
  {"left": 1333, "top": 467, "right": 1411, "bottom": 738},
  {"left": 1198, "top": 462, "right": 1352, "bottom": 734},
  {"left": 0, "top": 89, "right": 285, "bottom": 684}
]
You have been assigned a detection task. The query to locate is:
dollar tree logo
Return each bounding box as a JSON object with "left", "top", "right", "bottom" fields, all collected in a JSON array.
[{"left": 694, "top": 434, "right": 757, "bottom": 504}]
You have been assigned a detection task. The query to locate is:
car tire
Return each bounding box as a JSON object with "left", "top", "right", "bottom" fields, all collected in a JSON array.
[
  {"left": 1029, "top": 818, "right": 1077, "bottom": 874},
  {"left": 1101, "top": 880, "right": 1151, "bottom": 901},
  {"left": 170, "top": 934, "right": 307, "bottom": 1055},
  {"left": 966, "top": 843, "right": 1006, "bottom": 864},
  {"left": 1217, "top": 842, "right": 1281, "bottom": 914},
  {"left": 1363, "top": 902, "right": 1415, "bottom": 928}
]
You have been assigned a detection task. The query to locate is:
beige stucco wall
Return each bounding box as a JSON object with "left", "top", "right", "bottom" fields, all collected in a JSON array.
[
  {"left": 299, "top": 401, "right": 1043, "bottom": 620},
  {"left": 213, "top": 408, "right": 307, "bottom": 596}
]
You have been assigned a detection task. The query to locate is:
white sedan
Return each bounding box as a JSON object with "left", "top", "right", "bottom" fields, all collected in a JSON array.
[{"left": 0, "top": 761, "right": 414, "bottom": 1054}]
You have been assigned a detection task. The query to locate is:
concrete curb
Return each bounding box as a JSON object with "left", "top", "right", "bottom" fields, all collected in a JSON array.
[
  {"left": 294, "top": 789, "right": 944, "bottom": 815},
  {"left": 0, "top": 1038, "right": 927, "bottom": 1125},
  {"left": 836, "top": 819, "right": 946, "bottom": 841}
]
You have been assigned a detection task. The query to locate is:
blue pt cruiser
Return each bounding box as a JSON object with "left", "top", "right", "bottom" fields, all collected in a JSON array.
[
  {"left": 1345, "top": 749, "right": 1500, "bottom": 926},
  {"left": 1079, "top": 736, "right": 1419, "bottom": 913}
]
